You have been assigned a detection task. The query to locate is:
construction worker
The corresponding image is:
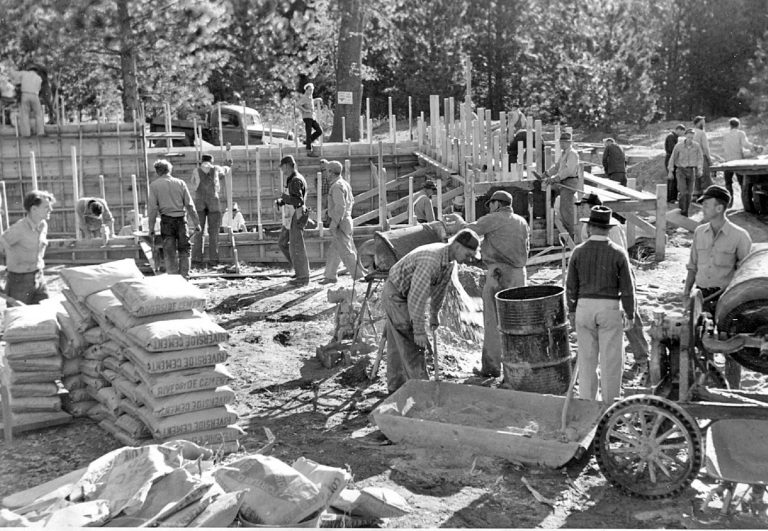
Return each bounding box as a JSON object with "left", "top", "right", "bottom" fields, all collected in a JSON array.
[
  {"left": 543, "top": 131, "right": 580, "bottom": 238},
  {"left": 276, "top": 155, "right": 310, "bottom": 285},
  {"left": 75, "top": 197, "right": 114, "bottom": 244},
  {"left": 0, "top": 190, "right": 55, "bottom": 304},
  {"left": 447, "top": 190, "right": 530, "bottom": 378},
  {"left": 298, "top": 83, "right": 322, "bottom": 157},
  {"left": 10, "top": 64, "right": 46, "bottom": 136},
  {"left": 147, "top": 159, "right": 200, "bottom": 279},
  {"left": 190, "top": 154, "right": 228, "bottom": 268},
  {"left": 222, "top": 202, "right": 247, "bottom": 232},
  {"left": 322, "top": 160, "right": 366, "bottom": 284},
  {"left": 383, "top": 229, "right": 481, "bottom": 393},
  {"left": 413, "top": 180, "right": 437, "bottom": 223},
  {"left": 667, "top": 128, "right": 704, "bottom": 217},
  {"left": 692, "top": 115, "right": 712, "bottom": 197},
  {"left": 443, "top": 195, "right": 465, "bottom": 216},
  {"left": 722, "top": 117, "right": 763, "bottom": 204},
  {"left": 602, "top": 138, "right": 627, "bottom": 186},
  {"left": 567, "top": 205, "right": 636, "bottom": 402}
]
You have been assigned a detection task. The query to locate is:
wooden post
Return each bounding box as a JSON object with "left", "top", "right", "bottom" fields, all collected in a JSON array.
[
  {"left": 131, "top": 174, "right": 140, "bottom": 237},
  {"left": 29, "top": 151, "right": 39, "bottom": 190},
  {"left": 534, "top": 119, "right": 543, "bottom": 175},
  {"left": 626, "top": 177, "right": 637, "bottom": 247},
  {"left": 429, "top": 95, "right": 440, "bottom": 148},
  {"left": 241, "top": 101, "right": 250, "bottom": 172},
  {"left": 554, "top": 124, "right": 562, "bottom": 162},
  {"left": 256, "top": 149, "right": 263, "bottom": 239},
  {"left": 1, "top": 181, "right": 9, "bottom": 231},
  {"left": 72, "top": 146, "right": 80, "bottom": 239},
  {"left": 655, "top": 183, "right": 667, "bottom": 261},
  {"left": 99, "top": 175, "right": 106, "bottom": 200},
  {"left": 485, "top": 109, "right": 492, "bottom": 175},
  {"left": 217, "top": 103, "right": 224, "bottom": 158},
  {"left": 344, "top": 159, "right": 351, "bottom": 181},
  {"left": 525, "top": 120, "right": 534, "bottom": 177},
  {"left": 408, "top": 96, "right": 413, "bottom": 141},
  {"left": 317, "top": 171, "right": 324, "bottom": 238},
  {"left": 436, "top": 178, "right": 443, "bottom": 221},
  {"left": 469, "top": 170, "right": 477, "bottom": 223},
  {"left": 388, "top": 97, "right": 395, "bottom": 145},
  {"left": 366, "top": 98, "right": 372, "bottom": 147},
  {"left": 408, "top": 175, "right": 414, "bottom": 225},
  {"left": 342, "top": 116, "right": 346, "bottom": 142},
  {"left": 378, "top": 141, "right": 388, "bottom": 230},
  {"left": 417, "top": 114, "right": 424, "bottom": 150},
  {"left": 546, "top": 183, "right": 553, "bottom": 245},
  {"left": 359, "top": 115, "right": 365, "bottom": 143},
  {"left": 347, "top": 138, "right": 352, "bottom": 157}
]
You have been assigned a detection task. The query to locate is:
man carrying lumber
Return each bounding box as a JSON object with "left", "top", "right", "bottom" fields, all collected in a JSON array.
[
  {"left": 147, "top": 159, "right": 200, "bottom": 279},
  {"left": 383, "top": 228, "right": 481, "bottom": 394},
  {"left": 567, "top": 205, "right": 636, "bottom": 402},
  {"left": 542, "top": 131, "right": 579, "bottom": 238},
  {"left": 322, "top": 160, "right": 366, "bottom": 284},
  {"left": 667, "top": 128, "right": 703, "bottom": 217},
  {"left": 602, "top": 138, "right": 627, "bottom": 186},
  {"left": 190, "top": 154, "right": 229, "bottom": 268},
  {"left": 447, "top": 190, "right": 530, "bottom": 378},
  {"left": 0, "top": 190, "right": 55, "bottom": 304},
  {"left": 276, "top": 155, "right": 310, "bottom": 285},
  {"left": 75, "top": 197, "right": 114, "bottom": 244},
  {"left": 413, "top": 180, "right": 437, "bottom": 223}
]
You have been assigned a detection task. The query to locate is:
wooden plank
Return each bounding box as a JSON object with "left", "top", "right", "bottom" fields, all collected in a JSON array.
[
  {"left": 0, "top": 411, "right": 72, "bottom": 438},
  {"left": 655, "top": 183, "right": 667, "bottom": 261},
  {"left": 584, "top": 173, "right": 656, "bottom": 200},
  {"left": 623, "top": 212, "right": 655, "bottom": 237}
]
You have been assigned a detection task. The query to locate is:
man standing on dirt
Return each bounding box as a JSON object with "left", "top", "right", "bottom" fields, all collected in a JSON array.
[
  {"left": 668, "top": 128, "right": 703, "bottom": 217},
  {"left": 190, "top": 154, "right": 229, "bottom": 268},
  {"left": 447, "top": 190, "right": 530, "bottom": 379},
  {"left": 567, "top": 205, "right": 636, "bottom": 403},
  {"left": 147, "top": 159, "right": 200, "bottom": 279},
  {"left": 692, "top": 116, "right": 713, "bottom": 198},
  {"left": 298, "top": 83, "right": 322, "bottom": 157},
  {"left": 322, "top": 160, "right": 366, "bottom": 284},
  {"left": 413, "top": 180, "right": 438, "bottom": 223},
  {"left": 602, "top": 138, "right": 627, "bottom": 186},
  {"left": 722, "top": 117, "right": 763, "bottom": 205},
  {"left": 543, "top": 131, "right": 580, "bottom": 238},
  {"left": 664, "top": 125, "right": 685, "bottom": 205},
  {"left": 277, "top": 155, "right": 310, "bottom": 285},
  {"left": 0, "top": 190, "right": 55, "bottom": 304},
  {"left": 383, "top": 229, "right": 481, "bottom": 394},
  {"left": 75, "top": 197, "right": 114, "bottom": 245}
]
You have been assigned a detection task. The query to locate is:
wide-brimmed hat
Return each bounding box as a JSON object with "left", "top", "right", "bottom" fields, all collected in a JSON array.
[
  {"left": 201, "top": 154, "right": 214, "bottom": 163},
  {"left": 697, "top": 185, "right": 731, "bottom": 205},
  {"left": 580, "top": 205, "right": 619, "bottom": 227},
  {"left": 560, "top": 132, "right": 573, "bottom": 141},
  {"left": 453, "top": 228, "right": 481, "bottom": 259},
  {"left": 485, "top": 190, "right": 513, "bottom": 207},
  {"left": 575, "top": 192, "right": 603, "bottom": 206},
  {"left": 423, "top": 179, "right": 437, "bottom": 191}
]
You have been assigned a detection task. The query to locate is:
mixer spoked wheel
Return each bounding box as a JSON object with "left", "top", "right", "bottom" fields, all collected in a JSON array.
[{"left": 595, "top": 395, "right": 703, "bottom": 499}]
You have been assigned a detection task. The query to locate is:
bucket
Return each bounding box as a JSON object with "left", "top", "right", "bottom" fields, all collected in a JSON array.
[
  {"left": 495, "top": 285, "right": 572, "bottom": 394},
  {"left": 373, "top": 221, "right": 446, "bottom": 272}
]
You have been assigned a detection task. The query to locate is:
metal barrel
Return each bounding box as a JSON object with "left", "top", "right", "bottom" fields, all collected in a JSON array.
[
  {"left": 373, "top": 221, "right": 446, "bottom": 272},
  {"left": 495, "top": 285, "right": 572, "bottom": 395}
]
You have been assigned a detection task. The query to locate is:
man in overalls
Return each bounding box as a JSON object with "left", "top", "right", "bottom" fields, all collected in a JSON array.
[{"left": 190, "top": 154, "right": 228, "bottom": 268}]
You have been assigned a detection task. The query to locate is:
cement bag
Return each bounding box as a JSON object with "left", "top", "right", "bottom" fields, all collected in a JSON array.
[
  {"left": 10, "top": 382, "right": 59, "bottom": 398},
  {"left": 89, "top": 386, "right": 122, "bottom": 413},
  {"left": 137, "top": 404, "right": 238, "bottom": 439},
  {"left": 113, "top": 376, "right": 142, "bottom": 404},
  {"left": 8, "top": 355, "right": 62, "bottom": 373},
  {"left": 62, "top": 357, "right": 80, "bottom": 377},
  {"left": 116, "top": 468, "right": 210, "bottom": 525},
  {"left": 57, "top": 307, "right": 87, "bottom": 358},
  {"left": 6, "top": 370, "right": 60, "bottom": 384},
  {"left": 10, "top": 396, "right": 62, "bottom": 413},
  {"left": 87, "top": 403, "right": 118, "bottom": 423},
  {"left": 157, "top": 425, "right": 245, "bottom": 446},
  {"left": 3, "top": 305, "right": 59, "bottom": 343},
  {"left": 102, "top": 356, "right": 121, "bottom": 373},
  {"left": 6, "top": 340, "right": 59, "bottom": 360},
  {"left": 98, "top": 419, "right": 149, "bottom": 448},
  {"left": 79, "top": 359, "right": 103, "bottom": 379},
  {"left": 63, "top": 399, "right": 97, "bottom": 417},
  {"left": 83, "top": 289, "right": 122, "bottom": 318},
  {"left": 67, "top": 388, "right": 91, "bottom": 403},
  {"left": 213, "top": 455, "right": 325, "bottom": 525},
  {"left": 139, "top": 385, "right": 235, "bottom": 417},
  {"left": 133, "top": 363, "right": 233, "bottom": 398},
  {"left": 111, "top": 275, "right": 206, "bottom": 317},
  {"left": 119, "top": 360, "right": 143, "bottom": 384},
  {"left": 188, "top": 489, "right": 246, "bottom": 528},
  {"left": 62, "top": 290, "right": 95, "bottom": 331},
  {"left": 83, "top": 343, "right": 111, "bottom": 361},
  {"left": 43, "top": 499, "right": 111, "bottom": 528},
  {"left": 102, "top": 368, "right": 119, "bottom": 382},
  {"left": 353, "top": 487, "right": 411, "bottom": 518},
  {"left": 292, "top": 457, "right": 351, "bottom": 508},
  {"left": 115, "top": 412, "right": 152, "bottom": 439},
  {"left": 158, "top": 484, "right": 215, "bottom": 527},
  {"left": 123, "top": 342, "right": 228, "bottom": 374},
  {"left": 60, "top": 258, "right": 143, "bottom": 302},
  {"left": 80, "top": 374, "right": 110, "bottom": 390},
  {"left": 125, "top": 317, "right": 229, "bottom": 353},
  {"left": 105, "top": 303, "right": 198, "bottom": 332},
  {"left": 83, "top": 326, "right": 105, "bottom": 345},
  {"left": 62, "top": 375, "right": 84, "bottom": 390}
]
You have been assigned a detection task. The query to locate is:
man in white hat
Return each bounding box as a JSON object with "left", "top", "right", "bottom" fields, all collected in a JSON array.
[
  {"left": 222, "top": 202, "right": 247, "bottom": 232},
  {"left": 321, "top": 160, "right": 366, "bottom": 284},
  {"left": 567, "top": 205, "right": 636, "bottom": 402}
]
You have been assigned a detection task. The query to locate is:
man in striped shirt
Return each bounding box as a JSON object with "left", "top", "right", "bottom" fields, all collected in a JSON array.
[
  {"left": 383, "top": 229, "right": 481, "bottom": 393},
  {"left": 567, "top": 206, "right": 636, "bottom": 403}
]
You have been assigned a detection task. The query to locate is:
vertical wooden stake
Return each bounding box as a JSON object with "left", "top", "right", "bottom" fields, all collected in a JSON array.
[
  {"left": 72, "top": 146, "right": 80, "bottom": 239},
  {"left": 1, "top": 181, "right": 9, "bottom": 231},
  {"left": 525, "top": 120, "right": 534, "bottom": 178},
  {"left": 359, "top": 115, "right": 365, "bottom": 143},
  {"left": 378, "top": 141, "right": 388, "bottom": 230},
  {"left": 317, "top": 171, "right": 324, "bottom": 238},
  {"left": 30, "top": 151, "right": 38, "bottom": 190},
  {"left": 344, "top": 159, "right": 351, "bottom": 182},
  {"left": 342, "top": 116, "right": 346, "bottom": 142},
  {"left": 366, "top": 98, "right": 372, "bottom": 147},
  {"left": 408, "top": 175, "right": 414, "bottom": 225},
  {"left": 436, "top": 178, "right": 443, "bottom": 221},
  {"left": 131, "top": 174, "right": 140, "bottom": 236},
  {"left": 535, "top": 119, "right": 543, "bottom": 175},
  {"left": 655, "top": 183, "right": 667, "bottom": 261},
  {"left": 256, "top": 149, "right": 263, "bottom": 239},
  {"left": 99, "top": 175, "right": 105, "bottom": 200},
  {"left": 554, "top": 124, "right": 562, "bottom": 162},
  {"left": 408, "top": 96, "right": 413, "bottom": 141}
]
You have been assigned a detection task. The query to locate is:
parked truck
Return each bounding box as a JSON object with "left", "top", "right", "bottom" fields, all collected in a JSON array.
[
  {"left": 710, "top": 156, "right": 768, "bottom": 215},
  {"left": 149, "top": 103, "right": 294, "bottom": 147}
]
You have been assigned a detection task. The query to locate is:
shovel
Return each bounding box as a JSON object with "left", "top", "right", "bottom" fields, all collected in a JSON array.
[
  {"left": 431, "top": 329, "right": 440, "bottom": 381},
  {"left": 560, "top": 362, "right": 580, "bottom": 441}
]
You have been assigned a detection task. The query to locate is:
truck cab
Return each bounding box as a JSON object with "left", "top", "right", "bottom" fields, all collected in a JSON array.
[{"left": 205, "top": 104, "right": 294, "bottom": 146}]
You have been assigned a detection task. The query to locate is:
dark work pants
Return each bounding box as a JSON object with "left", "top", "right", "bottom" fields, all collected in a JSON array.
[
  {"left": 191, "top": 208, "right": 221, "bottom": 264},
  {"left": 6, "top": 270, "right": 48, "bottom": 304},
  {"left": 303, "top": 118, "right": 322, "bottom": 150},
  {"left": 667, "top": 169, "right": 678, "bottom": 204},
  {"left": 278, "top": 210, "right": 309, "bottom": 280},
  {"left": 160, "top": 215, "right": 191, "bottom": 278}
]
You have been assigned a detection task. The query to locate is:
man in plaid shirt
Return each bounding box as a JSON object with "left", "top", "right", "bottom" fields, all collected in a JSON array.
[{"left": 383, "top": 228, "right": 481, "bottom": 393}]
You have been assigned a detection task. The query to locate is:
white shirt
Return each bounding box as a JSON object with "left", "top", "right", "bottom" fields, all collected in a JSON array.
[
  {"left": 222, "top": 210, "right": 247, "bottom": 232},
  {"left": 722, "top": 129, "right": 755, "bottom": 161}
]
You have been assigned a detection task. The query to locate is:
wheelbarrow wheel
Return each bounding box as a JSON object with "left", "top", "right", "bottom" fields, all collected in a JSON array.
[{"left": 594, "top": 394, "right": 703, "bottom": 499}]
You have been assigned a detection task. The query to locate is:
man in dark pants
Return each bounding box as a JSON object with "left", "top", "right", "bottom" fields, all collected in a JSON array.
[
  {"left": 664, "top": 125, "right": 685, "bottom": 205},
  {"left": 602, "top": 138, "right": 627, "bottom": 186},
  {"left": 0, "top": 190, "right": 56, "bottom": 304},
  {"left": 147, "top": 159, "right": 201, "bottom": 279},
  {"left": 667, "top": 128, "right": 703, "bottom": 217},
  {"left": 190, "top": 154, "right": 228, "bottom": 268},
  {"left": 299, "top": 83, "right": 322, "bottom": 157},
  {"left": 277, "top": 155, "right": 310, "bottom": 285}
]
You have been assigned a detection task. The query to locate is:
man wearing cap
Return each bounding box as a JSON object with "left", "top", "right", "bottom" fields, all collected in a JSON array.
[
  {"left": 450, "top": 190, "right": 529, "bottom": 378},
  {"left": 413, "top": 180, "right": 438, "bottom": 223},
  {"left": 276, "top": 155, "right": 310, "bottom": 284},
  {"left": 383, "top": 228, "right": 481, "bottom": 393},
  {"left": 322, "top": 160, "right": 366, "bottom": 284},
  {"left": 443, "top": 194, "right": 465, "bottom": 216},
  {"left": 75, "top": 196, "right": 114, "bottom": 245},
  {"left": 298, "top": 82, "right": 322, "bottom": 157},
  {"left": 189, "top": 154, "right": 229, "bottom": 268},
  {"left": 147, "top": 159, "right": 200, "bottom": 279},
  {"left": 222, "top": 203, "right": 247, "bottom": 232},
  {"left": 567, "top": 205, "right": 636, "bottom": 402},
  {"left": 543, "top": 132, "right": 580, "bottom": 238},
  {"left": 684, "top": 185, "right": 752, "bottom": 315},
  {"left": 602, "top": 138, "right": 627, "bottom": 187},
  {"left": 664, "top": 125, "right": 685, "bottom": 205},
  {"left": 692, "top": 116, "right": 713, "bottom": 195},
  {"left": 668, "top": 128, "right": 704, "bottom": 217}
]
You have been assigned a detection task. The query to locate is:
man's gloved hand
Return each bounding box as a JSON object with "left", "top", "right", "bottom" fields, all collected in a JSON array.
[{"left": 415, "top": 333, "right": 429, "bottom": 349}]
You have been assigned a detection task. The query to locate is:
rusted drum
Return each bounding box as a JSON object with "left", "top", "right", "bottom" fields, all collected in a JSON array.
[
  {"left": 373, "top": 221, "right": 446, "bottom": 272},
  {"left": 715, "top": 245, "right": 768, "bottom": 374},
  {"left": 495, "top": 285, "right": 572, "bottom": 395}
]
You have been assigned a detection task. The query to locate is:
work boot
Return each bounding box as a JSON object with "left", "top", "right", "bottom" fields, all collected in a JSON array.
[
  {"left": 319, "top": 278, "right": 337, "bottom": 285},
  {"left": 472, "top": 367, "right": 500, "bottom": 378},
  {"left": 307, "top": 149, "right": 319, "bottom": 158}
]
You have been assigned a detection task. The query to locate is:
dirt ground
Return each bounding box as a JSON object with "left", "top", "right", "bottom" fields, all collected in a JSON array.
[{"left": 2, "top": 161, "right": 768, "bottom": 528}]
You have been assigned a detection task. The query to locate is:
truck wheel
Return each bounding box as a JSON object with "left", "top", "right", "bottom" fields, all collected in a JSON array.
[{"left": 741, "top": 175, "right": 756, "bottom": 213}]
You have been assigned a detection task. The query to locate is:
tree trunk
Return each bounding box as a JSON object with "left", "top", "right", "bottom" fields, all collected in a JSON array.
[
  {"left": 330, "top": 0, "right": 365, "bottom": 142},
  {"left": 117, "top": 0, "right": 139, "bottom": 122}
]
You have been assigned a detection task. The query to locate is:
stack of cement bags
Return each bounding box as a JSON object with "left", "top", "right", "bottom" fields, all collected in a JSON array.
[{"left": 2, "top": 304, "right": 67, "bottom": 421}]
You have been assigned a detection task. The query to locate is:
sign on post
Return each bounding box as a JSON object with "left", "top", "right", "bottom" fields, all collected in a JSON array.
[{"left": 337, "top": 91, "right": 353, "bottom": 105}]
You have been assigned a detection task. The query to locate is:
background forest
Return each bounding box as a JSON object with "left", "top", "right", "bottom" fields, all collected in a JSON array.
[{"left": 1, "top": 0, "right": 768, "bottom": 134}]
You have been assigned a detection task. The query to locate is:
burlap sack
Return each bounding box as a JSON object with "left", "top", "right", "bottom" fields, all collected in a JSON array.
[
  {"left": 136, "top": 404, "right": 238, "bottom": 439},
  {"left": 132, "top": 363, "right": 233, "bottom": 398},
  {"left": 3, "top": 305, "right": 59, "bottom": 343},
  {"left": 138, "top": 386, "right": 235, "bottom": 418},
  {"left": 105, "top": 304, "right": 198, "bottom": 332},
  {"left": 58, "top": 311, "right": 86, "bottom": 359},
  {"left": 10, "top": 383, "right": 59, "bottom": 398},
  {"left": 123, "top": 342, "right": 228, "bottom": 374},
  {"left": 125, "top": 317, "right": 229, "bottom": 353},
  {"left": 60, "top": 259, "right": 143, "bottom": 301},
  {"left": 8, "top": 355, "right": 63, "bottom": 373},
  {"left": 6, "top": 340, "right": 59, "bottom": 360},
  {"left": 111, "top": 275, "right": 206, "bottom": 317},
  {"left": 11, "top": 396, "right": 62, "bottom": 413}
]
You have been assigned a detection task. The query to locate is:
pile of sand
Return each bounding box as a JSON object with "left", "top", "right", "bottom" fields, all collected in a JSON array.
[{"left": 627, "top": 153, "right": 667, "bottom": 193}]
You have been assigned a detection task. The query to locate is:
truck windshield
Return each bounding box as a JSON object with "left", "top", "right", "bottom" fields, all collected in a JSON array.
[{"left": 242, "top": 110, "right": 263, "bottom": 129}]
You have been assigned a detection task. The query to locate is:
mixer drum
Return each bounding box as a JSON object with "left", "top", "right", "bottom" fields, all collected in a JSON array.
[{"left": 715, "top": 245, "right": 768, "bottom": 374}]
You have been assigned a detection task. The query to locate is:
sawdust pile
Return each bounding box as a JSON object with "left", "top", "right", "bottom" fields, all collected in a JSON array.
[{"left": 627, "top": 153, "right": 667, "bottom": 193}]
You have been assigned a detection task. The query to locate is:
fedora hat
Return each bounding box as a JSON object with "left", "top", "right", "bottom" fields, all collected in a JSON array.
[
  {"left": 580, "top": 205, "right": 619, "bottom": 227},
  {"left": 575, "top": 192, "right": 603, "bottom": 206}
]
